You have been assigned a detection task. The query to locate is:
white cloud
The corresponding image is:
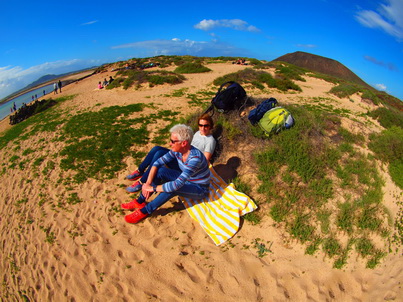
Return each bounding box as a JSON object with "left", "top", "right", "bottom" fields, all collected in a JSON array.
[
  {"left": 355, "top": 0, "right": 403, "bottom": 40},
  {"left": 296, "top": 44, "right": 317, "bottom": 48},
  {"left": 194, "top": 19, "right": 260, "bottom": 32},
  {"left": 81, "top": 20, "right": 98, "bottom": 26},
  {"left": 375, "top": 83, "right": 387, "bottom": 90},
  {"left": 0, "top": 59, "right": 99, "bottom": 100},
  {"left": 112, "top": 38, "right": 250, "bottom": 57},
  {"left": 379, "top": 0, "right": 403, "bottom": 28}
]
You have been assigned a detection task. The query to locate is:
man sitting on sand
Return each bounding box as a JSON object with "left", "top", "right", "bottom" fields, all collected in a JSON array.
[
  {"left": 126, "top": 113, "right": 216, "bottom": 193},
  {"left": 122, "top": 124, "right": 211, "bottom": 224}
]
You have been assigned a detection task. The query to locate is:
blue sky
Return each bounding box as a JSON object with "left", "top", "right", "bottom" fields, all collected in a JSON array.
[{"left": 1, "top": 0, "right": 402, "bottom": 101}]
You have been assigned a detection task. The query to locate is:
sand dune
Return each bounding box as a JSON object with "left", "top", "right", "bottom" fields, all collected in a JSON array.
[{"left": 0, "top": 62, "right": 401, "bottom": 301}]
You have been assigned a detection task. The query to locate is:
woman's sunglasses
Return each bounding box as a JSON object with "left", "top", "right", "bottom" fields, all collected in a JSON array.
[{"left": 198, "top": 124, "right": 210, "bottom": 128}]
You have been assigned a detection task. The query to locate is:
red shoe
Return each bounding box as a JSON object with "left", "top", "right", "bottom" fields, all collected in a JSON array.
[
  {"left": 125, "top": 209, "right": 149, "bottom": 224},
  {"left": 126, "top": 180, "right": 142, "bottom": 193},
  {"left": 121, "top": 199, "right": 146, "bottom": 210},
  {"left": 126, "top": 169, "right": 143, "bottom": 180}
]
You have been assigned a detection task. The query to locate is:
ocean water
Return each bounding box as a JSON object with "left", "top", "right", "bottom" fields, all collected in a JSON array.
[{"left": 0, "top": 83, "right": 56, "bottom": 121}]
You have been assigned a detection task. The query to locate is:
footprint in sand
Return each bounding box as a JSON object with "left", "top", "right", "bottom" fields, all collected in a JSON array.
[
  {"left": 86, "top": 233, "right": 101, "bottom": 243},
  {"left": 178, "top": 262, "right": 205, "bottom": 284}
]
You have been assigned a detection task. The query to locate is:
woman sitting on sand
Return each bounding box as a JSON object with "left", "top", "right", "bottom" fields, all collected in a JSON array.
[{"left": 126, "top": 113, "right": 216, "bottom": 193}]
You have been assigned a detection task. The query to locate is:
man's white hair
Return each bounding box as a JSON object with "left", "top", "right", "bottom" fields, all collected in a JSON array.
[{"left": 170, "top": 124, "right": 194, "bottom": 143}]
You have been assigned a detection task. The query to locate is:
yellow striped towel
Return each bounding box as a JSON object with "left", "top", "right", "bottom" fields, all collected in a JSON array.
[{"left": 179, "top": 166, "right": 257, "bottom": 245}]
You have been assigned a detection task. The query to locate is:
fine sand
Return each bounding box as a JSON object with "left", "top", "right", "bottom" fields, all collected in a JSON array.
[{"left": 0, "top": 62, "right": 402, "bottom": 301}]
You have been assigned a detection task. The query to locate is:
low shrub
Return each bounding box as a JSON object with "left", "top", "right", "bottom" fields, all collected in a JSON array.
[
  {"left": 174, "top": 63, "right": 211, "bottom": 74},
  {"left": 368, "top": 107, "right": 403, "bottom": 129},
  {"left": 213, "top": 68, "right": 301, "bottom": 92},
  {"left": 361, "top": 89, "right": 381, "bottom": 105},
  {"left": 108, "top": 70, "right": 185, "bottom": 90},
  {"left": 369, "top": 126, "right": 403, "bottom": 188},
  {"left": 251, "top": 104, "right": 390, "bottom": 268},
  {"left": 330, "top": 83, "right": 361, "bottom": 98},
  {"left": 275, "top": 64, "right": 307, "bottom": 82}
]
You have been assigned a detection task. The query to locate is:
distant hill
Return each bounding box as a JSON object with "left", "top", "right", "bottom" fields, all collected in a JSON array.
[
  {"left": 25, "top": 74, "right": 60, "bottom": 89},
  {"left": 22, "top": 66, "right": 97, "bottom": 91},
  {"left": 272, "top": 51, "right": 372, "bottom": 88}
]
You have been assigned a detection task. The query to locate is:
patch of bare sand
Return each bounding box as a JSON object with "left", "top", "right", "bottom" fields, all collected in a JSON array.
[{"left": 0, "top": 62, "right": 401, "bottom": 301}]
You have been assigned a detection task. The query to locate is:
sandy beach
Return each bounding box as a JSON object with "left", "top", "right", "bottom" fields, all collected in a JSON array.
[
  {"left": 0, "top": 70, "right": 96, "bottom": 106},
  {"left": 0, "top": 61, "right": 401, "bottom": 301}
]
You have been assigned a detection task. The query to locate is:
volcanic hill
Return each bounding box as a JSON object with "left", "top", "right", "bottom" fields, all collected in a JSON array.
[{"left": 273, "top": 51, "right": 371, "bottom": 88}]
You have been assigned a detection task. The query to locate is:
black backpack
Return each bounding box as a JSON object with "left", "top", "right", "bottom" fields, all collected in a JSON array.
[{"left": 205, "top": 81, "right": 247, "bottom": 114}]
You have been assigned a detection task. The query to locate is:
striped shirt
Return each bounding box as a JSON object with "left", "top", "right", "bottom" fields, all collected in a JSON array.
[{"left": 152, "top": 146, "right": 211, "bottom": 192}]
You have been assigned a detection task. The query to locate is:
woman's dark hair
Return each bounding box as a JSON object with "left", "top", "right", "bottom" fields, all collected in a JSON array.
[{"left": 198, "top": 113, "right": 214, "bottom": 129}]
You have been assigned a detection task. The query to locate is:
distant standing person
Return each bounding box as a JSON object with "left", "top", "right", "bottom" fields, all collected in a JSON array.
[
  {"left": 53, "top": 83, "right": 58, "bottom": 94},
  {"left": 43, "top": 89, "right": 46, "bottom": 96},
  {"left": 58, "top": 80, "right": 62, "bottom": 93}
]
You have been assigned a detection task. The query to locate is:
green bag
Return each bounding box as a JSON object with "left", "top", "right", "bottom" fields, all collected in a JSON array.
[{"left": 258, "top": 107, "right": 294, "bottom": 135}]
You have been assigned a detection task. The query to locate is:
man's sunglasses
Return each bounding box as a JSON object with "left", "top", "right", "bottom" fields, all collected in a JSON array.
[{"left": 198, "top": 124, "right": 210, "bottom": 128}]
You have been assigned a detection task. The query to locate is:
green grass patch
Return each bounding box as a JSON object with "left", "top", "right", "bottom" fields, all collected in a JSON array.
[
  {"left": 336, "top": 202, "right": 355, "bottom": 234},
  {"left": 251, "top": 104, "right": 391, "bottom": 268},
  {"left": 329, "top": 83, "right": 361, "bottom": 98},
  {"left": 243, "top": 212, "right": 261, "bottom": 225},
  {"left": 274, "top": 62, "right": 307, "bottom": 82},
  {"left": 0, "top": 95, "right": 75, "bottom": 150},
  {"left": 165, "top": 88, "right": 188, "bottom": 97},
  {"left": 22, "top": 148, "right": 35, "bottom": 156},
  {"left": 355, "top": 237, "right": 386, "bottom": 268},
  {"left": 163, "top": 88, "right": 214, "bottom": 108},
  {"left": 42, "top": 160, "right": 56, "bottom": 175},
  {"left": 59, "top": 104, "right": 179, "bottom": 183},
  {"left": 368, "top": 107, "right": 403, "bottom": 129},
  {"left": 67, "top": 193, "right": 83, "bottom": 205},
  {"left": 232, "top": 176, "right": 251, "bottom": 196},
  {"left": 174, "top": 62, "right": 212, "bottom": 73},
  {"left": 289, "top": 213, "right": 315, "bottom": 243},
  {"left": 215, "top": 114, "right": 243, "bottom": 141},
  {"left": 16, "top": 198, "right": 28, "bottom": 205},
  {"left": 107, "top": 69, "right": 185, "bottom": 90},
  {"left": 322, "top": 237, "right": 342, "bottom": 258},
  {"left": 213, "top": 68, "right": 302, "bottom": 92},
  {"left": 369, "top": 126, "right": 403, "bottom": 189},
  {"left": 361, "top": 89, "right": 381, "bottom": 105},
  {"left": 33, "top": 156, "right": 45, "bottom": 167}
]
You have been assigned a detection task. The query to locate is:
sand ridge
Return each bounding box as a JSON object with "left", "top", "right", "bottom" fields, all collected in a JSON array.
[{"left": 0, "top": 62, "right": 402, "bottom": 301}]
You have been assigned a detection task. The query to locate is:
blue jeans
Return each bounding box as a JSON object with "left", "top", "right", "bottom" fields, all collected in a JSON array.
[
  {"left": 138, "top": 166, "right": 210, "bottom": 214},
  {"left": 138, "top": 146, "right": 179, "bottom": 183}
]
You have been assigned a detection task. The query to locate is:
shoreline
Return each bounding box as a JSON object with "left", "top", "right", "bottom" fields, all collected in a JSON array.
[
  {"left": 0, "top": 70, "right": 96, "bottom": 123},
  {"left": 0, "top": 69, "right": 96, "bottom": 106}
]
